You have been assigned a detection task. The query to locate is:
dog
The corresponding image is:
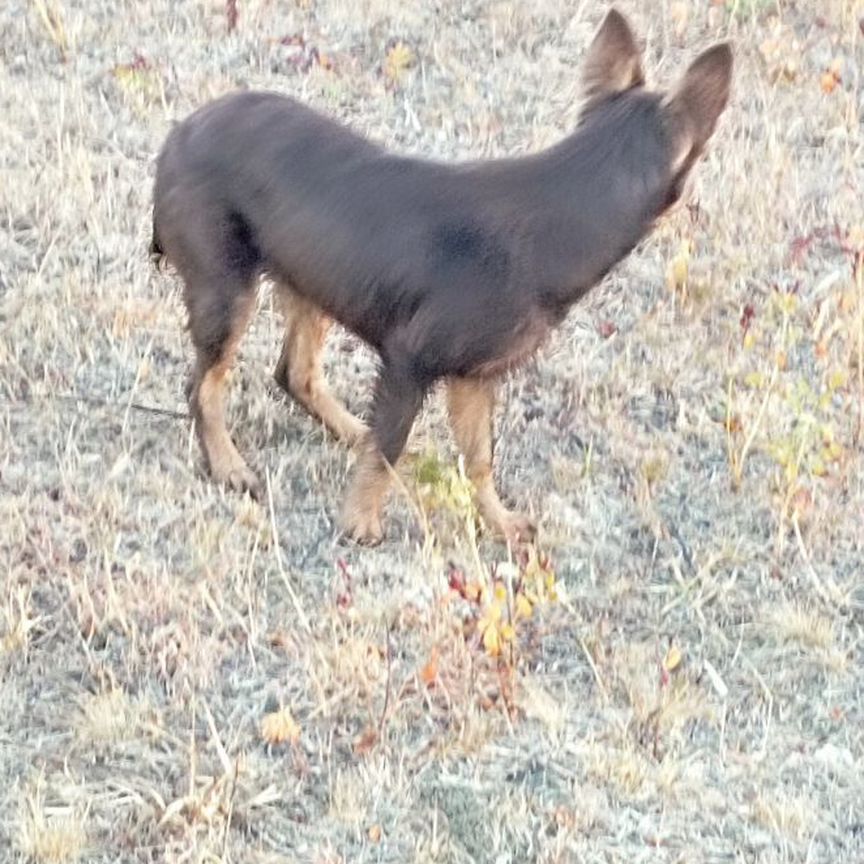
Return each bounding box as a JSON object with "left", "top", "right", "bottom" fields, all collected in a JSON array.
[{"left": 151, "top": 9, "right": 732, "bottom": 545}]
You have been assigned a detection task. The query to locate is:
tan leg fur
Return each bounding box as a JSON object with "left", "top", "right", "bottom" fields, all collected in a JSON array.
[
  {"left": 191, "top": 293, "right": 261, "bottom": 498},
  {"left": 274, "top": 286, "right": 367, "bottom": 444},
  {"left": 340, "top": 433, "right": 392, "bottom": 545},
  {"left": 447, "top": 376, "right": 536, "bottom": 543}
]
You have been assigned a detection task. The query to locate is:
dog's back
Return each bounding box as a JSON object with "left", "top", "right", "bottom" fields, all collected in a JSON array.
[{"left": 153, "top": 87, "right": 680, "bottom": 373}]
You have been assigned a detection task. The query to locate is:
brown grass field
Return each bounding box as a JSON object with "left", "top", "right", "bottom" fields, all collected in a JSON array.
[{"left": 2, "top": 0, "right": 864, "bottom": 861}]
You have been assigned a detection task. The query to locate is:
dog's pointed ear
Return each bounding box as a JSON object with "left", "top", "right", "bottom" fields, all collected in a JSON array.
[
  {"left": 582, "top": 8, "right": 645, "bottom": 101},
  {"left": 666, "top": 43, "right": 733, "bottom": 169}
]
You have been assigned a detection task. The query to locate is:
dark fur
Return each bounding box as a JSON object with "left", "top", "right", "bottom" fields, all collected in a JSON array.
[{"left": 152, "top": 10, "right": 732, "bottom": 530}]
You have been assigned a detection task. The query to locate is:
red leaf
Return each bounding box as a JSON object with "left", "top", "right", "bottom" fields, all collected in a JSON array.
[
  {"left": 353, "top": 727, "right": 378, "bottom": 756},
  {"left": 447, "top": 563, "right": 466, "bottom": 595},
  {"left": 279, "top": 33, "right": 305, "bottom": 47}
]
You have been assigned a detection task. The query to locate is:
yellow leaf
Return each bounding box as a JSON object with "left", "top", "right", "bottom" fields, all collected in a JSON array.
[
  {"left": 820, "top": 58, "right": 843, "bottom": 94},
  {"left": 778, "top": 292, "right": 798, "bottom": 315},
  {"left": 828, "top": 370, "right": 847, "bottom": 391},
  {"left": 825, "top": 441, "right": 843, "bottom": 461},
  {"left": 482, "top": 622, "right": 501, "bottom": 656},
  {"left": 744, "top": 371, "right": 766, "bottom": 389},
  {"left": 666, "top": 241, "right": 691, "bottom": 293},
  {"left": 820, "top": 70, "right": 839, "bottom": 94},
  {"left": 809, "top": 456, "right": 827, "bottom": 477},
  {"left": 384, "top": 41, "right": 414, "bottom": 84},
  {"left": 515, "top": 594, "right": 533, "bottom": 620},
  {"left": 663, "top": 645, "right": 682, "bottom": 672},
  {"left": 261, "top": 707, "right": 300, "bottom": 745}
]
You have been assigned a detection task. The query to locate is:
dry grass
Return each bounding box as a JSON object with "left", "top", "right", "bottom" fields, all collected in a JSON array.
[
  {"left": 2, "top": 0, "right": 864, "bottom": 861},
  {"left": 15, "top": 778, "right": 89, "bottom": 863}
]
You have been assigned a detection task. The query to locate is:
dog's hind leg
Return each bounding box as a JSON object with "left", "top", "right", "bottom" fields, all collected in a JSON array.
[
  {"left": 185, "top": 270, "right": 260, "bottom": 499},
  {"left": 447, "top": 376, "right": 536, "bottom": 543},
  {"left": 341, "top": 357, "right": 427, "bottom": 544},
  {"left": 273, "top": 286, "right": 367, "bottom": 445}
]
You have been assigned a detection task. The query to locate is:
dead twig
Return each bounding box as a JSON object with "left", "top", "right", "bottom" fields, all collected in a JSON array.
[
  {"left": 0, "top": 394, "right": 189, "bottom": 420},
  {"left": 226, "top": 0, "right": 238, "bottom": 33},
  {"left": 377, "top": 621, "right": 393, "bottom": 745}
]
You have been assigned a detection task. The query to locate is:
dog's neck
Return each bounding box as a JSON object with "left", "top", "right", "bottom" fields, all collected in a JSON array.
[{"left": 515, "top": 92, "right": 675, "bottom": 313}]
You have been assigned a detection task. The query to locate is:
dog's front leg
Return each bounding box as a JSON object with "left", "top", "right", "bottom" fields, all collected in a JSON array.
[
  {"left": 341, "top": 358, "right": 427, "bottom": 544},
  {"left": 447, "top": 376, "right": 536, "bottom": 544}
]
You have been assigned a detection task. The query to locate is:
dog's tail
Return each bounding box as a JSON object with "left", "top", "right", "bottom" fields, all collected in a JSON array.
[{"left": 149, "top": 211, "right": 167, "bottom": 270}]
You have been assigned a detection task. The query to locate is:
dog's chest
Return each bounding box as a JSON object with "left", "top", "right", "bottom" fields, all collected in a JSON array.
[{"left": 469, "top": 312, "right": 553, "bottom": 378}]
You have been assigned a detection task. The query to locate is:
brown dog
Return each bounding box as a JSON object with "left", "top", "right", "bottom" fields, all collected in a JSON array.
[{"left": 151, "top": 9, "right": 732, "bottom": 545}]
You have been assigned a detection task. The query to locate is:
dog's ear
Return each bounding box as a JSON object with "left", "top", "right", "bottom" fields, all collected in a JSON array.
[
  {"left": 665, "top": 43, "right": 733, "bottom": 170},
  {"left": 582, "top": 8, "right": 645, "bottom": 101}
]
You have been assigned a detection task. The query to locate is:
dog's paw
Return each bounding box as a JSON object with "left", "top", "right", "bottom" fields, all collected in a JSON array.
[
  {"left": 337, "top": 416, "right": 369, "bottom": 448},
  {"left": 341, "top": 509, "right": 384, "bottom": 546},
  {"left": 211, "top": 460, "right": 262, "bottom": 501},
  {"left": 341, "top": 506, "right": 384, "bottom": 546},
  {"left": 230, "top": 468, "right": 263, "bottom": 501},
  {"left": 344, "top": 521, "right": 384, "bottom": 546},
  {"left": 493, "top": 510, "right": 537, "bottom": 545}
]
